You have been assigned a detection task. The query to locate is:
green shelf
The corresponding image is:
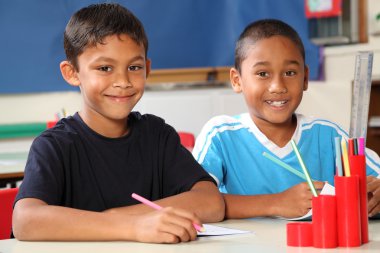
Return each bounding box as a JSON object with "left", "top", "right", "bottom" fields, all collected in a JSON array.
[{"left": 0, "top": 122, "right": 47, "bottom": 139}]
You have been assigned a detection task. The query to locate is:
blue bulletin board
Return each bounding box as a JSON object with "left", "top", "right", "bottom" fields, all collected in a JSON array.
[{"left": 0, "top": 0, "right": 320, "bottom": 93}]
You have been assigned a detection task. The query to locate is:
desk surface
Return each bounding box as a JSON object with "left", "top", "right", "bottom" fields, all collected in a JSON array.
[{"left": 0, "top": 219, "right": 379, "bottom": 253}]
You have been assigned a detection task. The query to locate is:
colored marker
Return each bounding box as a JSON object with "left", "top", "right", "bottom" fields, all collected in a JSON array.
[
  {"left": 262, "top": 152, "right": 308, "bottom": 181},
  {"left": 348, "top": 139, "right": 355, "bottom": 156},
  {"left": 61, "top": 108, "right": 67, "bottom": 118},
  {"left": 358, "top": 137, "right": 365, "bottom": 155},
  {"left": 341, "top": 139, "right": 351, "bottom": 177},
  {"left": 290, "top": 140, "right": 318, "bottom": 197},
  {"left": 131, "top": 193, "right": 205, "bottom": 232},
  {"left": 334, "top": 137, "right": 343, "bottom": 177},
  {"left": 353, "top": 138, "right": 358, "bottom": 155}
]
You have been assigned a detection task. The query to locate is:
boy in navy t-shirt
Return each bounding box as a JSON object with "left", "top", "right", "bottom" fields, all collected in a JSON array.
[{"left": 13, "top": 3, "right": 224, "bottom": 243}]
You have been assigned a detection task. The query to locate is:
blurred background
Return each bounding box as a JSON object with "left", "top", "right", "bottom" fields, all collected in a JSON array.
[{"left": 0, "top": 0, "right": 379, "bottom": 152}]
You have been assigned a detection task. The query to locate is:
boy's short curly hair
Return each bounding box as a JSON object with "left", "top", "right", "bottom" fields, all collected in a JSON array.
[
  {"left": 63, "top": 3, "right": 148, "bottom": 71},
  {"left": 234, "top": 19, "right": 305, "bottom": 73}
]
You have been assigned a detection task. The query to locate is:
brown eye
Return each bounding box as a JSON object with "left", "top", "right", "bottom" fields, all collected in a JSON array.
[
  {"left": 128, "top": 65, "right": 143, "bottom": 71},
  {"left": 257, "top": 71, "right": 269, "bottom": 77},
  {"left": 98, "top": 66, "right": 112, "bottom": 72},
  {"left": 285, "top": 71, "right": 296, "bottom": 76}
]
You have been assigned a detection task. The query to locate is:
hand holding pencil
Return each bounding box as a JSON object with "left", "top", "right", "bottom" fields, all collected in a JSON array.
[
  {"left": 130, "top": 193, "right": 203, "bottom": 243},
  {"left": 263, "top": 141, "right": 325, "bottom": 218},
  {"left": 275, "top": 181, "right": 325, "bottom": 218}
]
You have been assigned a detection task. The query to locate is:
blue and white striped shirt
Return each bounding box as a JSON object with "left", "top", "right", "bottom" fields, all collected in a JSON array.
[{"left": 193, "top": 113, "right": 380, "bottom": 195}]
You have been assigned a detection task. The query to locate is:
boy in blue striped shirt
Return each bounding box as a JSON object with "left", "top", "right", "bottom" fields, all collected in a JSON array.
[{"left": 193, "top": 19, "right": 380, "bottom": 219}]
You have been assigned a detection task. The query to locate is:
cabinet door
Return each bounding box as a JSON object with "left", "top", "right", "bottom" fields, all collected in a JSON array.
[
  {"left": 135, "top": 89, "right": 214, "bottom": 135},
  {"left": 367, "top": 81, "right": 380, "bottom": 154},
  {"left": 134, "top": 88, "right": 247, "bottom": 136}
]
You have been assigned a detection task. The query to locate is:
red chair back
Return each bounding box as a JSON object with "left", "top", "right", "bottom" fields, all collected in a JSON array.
[
  {"left": 0, "top": 188, "right": 18, "bottom": 239},
  {"left": 178, "top": 132, "right": 195, "bottom": 151}
]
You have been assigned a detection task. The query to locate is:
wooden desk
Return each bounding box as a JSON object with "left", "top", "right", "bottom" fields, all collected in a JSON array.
[{"left": 0, "top": 219, "right": 379, "bottom": 253}]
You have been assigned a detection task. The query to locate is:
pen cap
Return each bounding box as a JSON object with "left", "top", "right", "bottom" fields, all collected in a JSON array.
[
  {"left": 335, "top": 175, "right": 361, "bottom": 247},
  {"left": 286, "top": 222, "right": 313, "bottom": 247},
  {"left": 312, "top": 195, "right": 337, "bottom": 248}
]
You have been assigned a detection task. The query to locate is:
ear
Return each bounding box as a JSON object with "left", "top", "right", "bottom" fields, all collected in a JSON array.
[
  {"left": 303, "top": 65, "right": 309, "bottom": 91},
  {"left": 145, "top": 58, "right": 151, "bottom": 78},
  {"left": 60, "top": 61, "right": 81, "bottom": 87},
  {"left": 230, "top": 67, "right": 242, "bottom": 93}
]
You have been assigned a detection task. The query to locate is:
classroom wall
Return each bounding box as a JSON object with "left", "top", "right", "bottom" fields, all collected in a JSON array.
[
  {"left": 0, "top": 92, "right": 81, "bottom": 124},
  {"left": 1, "top": 33, "right": 379, "bottom": 136},
  {"left": 298, "top": 36, "right": 380, "bottom": 131},
  {"left": 1, "top": 1, "right": 380, "bottom": 136},
  {"left": 296, "top": 0, "right": 380, "bottom": 130},
  {"left": 0, "top": 0, "right": 320, "bottom": 93},
  {"left": 368, "top": 0, "right": 380, "bottom": 36}
]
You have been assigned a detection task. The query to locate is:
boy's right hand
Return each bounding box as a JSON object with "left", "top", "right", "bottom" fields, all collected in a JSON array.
[
  {"left": 130, "top": 207, "right": 200, "bottom": 243},
  {"left": 274, "top": 181, "right": 325, "bottom": 218}
]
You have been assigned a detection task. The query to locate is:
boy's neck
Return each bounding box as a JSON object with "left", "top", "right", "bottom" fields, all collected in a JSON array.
[
  {"left": 253, "top": 114, "right": 297, "bottom": 148},
  {"left": 78, "top": 111, "right": 129, "bottom": 138}
]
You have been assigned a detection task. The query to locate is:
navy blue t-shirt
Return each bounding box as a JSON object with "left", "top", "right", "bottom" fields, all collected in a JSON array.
[{"left": 15, "top": 112, "right": 215, "bottom": 211}]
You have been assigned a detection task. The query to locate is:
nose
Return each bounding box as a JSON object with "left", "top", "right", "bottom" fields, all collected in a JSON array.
[
  {"left": 112, "top": 82, "right": 132, "bottom": 88},
  {"left": 268, "top": 76, "right": 287, "bottom": 94},
  {"left": 112, "top": 71, "right": 132, "bottom": 88}
]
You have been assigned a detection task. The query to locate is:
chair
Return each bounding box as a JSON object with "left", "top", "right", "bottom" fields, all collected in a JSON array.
[
  {"left": 178, "top": 132, "right": 195, "bottom": 151},
  {"left": 0, "top": 188, "right": 18, "bottom": 239}
]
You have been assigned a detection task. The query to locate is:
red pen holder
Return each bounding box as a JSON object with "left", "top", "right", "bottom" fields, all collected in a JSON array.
[
  {"left": 312, "top": 195, "right": 337, "bottom": 248},
  {"left": 286, "top": 222, "right": 313, "bottom": 247},
  {"left": 349, "top": 155, "right": 368, "bottom": 244},
  {"left": 335, "top": 175, "right": 361, "bottom": 247}
]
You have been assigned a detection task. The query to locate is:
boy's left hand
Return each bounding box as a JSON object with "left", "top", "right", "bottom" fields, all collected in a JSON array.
[{"left": 367, "top": 176, "right": 380, "bottom": 217}]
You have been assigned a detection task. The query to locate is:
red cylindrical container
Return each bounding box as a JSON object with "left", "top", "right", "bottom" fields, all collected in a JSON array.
[
  {"left": 287, "top": 222, "right": 313, "bottom": 247},
  {"left": 312, "top": 195, "right": 337, "bottom": 248},
  {"left": 335, "top": 175, "right": 361, "bottom": 247},
  {"left": 349, "top": 155, "right": 368, "bottom": 244}
]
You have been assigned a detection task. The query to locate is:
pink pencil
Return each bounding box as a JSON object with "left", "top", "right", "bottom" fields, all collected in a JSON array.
[{"left": 131, "top": 193, "right": 205, "bottom": 232}]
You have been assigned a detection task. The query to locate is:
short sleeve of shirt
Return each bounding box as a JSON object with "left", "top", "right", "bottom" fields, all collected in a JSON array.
[
  {"left": 365, "top": 149, "right": 380, "bottom": 177},
  {"left": 192, "top": 119, "right": 225, "bottom": 187},
  {"left": 15, "top": 133, "right": 66, "bottom": 205}
]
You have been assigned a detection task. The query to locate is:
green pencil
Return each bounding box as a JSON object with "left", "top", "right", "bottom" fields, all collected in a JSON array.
[
  {"left": 262, "top": 152, "right": 308, "bottom": 181},
  {"left": 290, "top": 140, "right": 318, "bottom": 197}
]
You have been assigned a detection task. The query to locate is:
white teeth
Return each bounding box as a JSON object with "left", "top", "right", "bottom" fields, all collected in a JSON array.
[{"left": 266, "top": 101, "right": 286, "bottom": 107}]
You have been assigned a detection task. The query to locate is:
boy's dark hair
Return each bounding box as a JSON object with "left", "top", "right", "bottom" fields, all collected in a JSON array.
[
  {"left": 63, "top": 3, "right": 148, "bottom": 71},
  {"left": 234, "top": 19, "right": 305, "bottom": 73}
]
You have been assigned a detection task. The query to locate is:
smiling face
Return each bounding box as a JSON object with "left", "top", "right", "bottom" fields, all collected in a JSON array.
[
  {"left": 230, "top": 35, "right": 308, "bottom": 131},
  {"left": 60, "top": 34, "right": 150, "bottom": 137}
]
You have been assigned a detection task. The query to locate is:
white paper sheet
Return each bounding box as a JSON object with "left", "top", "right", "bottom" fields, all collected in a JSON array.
[{"left": 197, "top": 224, "right": 252, "bottom": 236}]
